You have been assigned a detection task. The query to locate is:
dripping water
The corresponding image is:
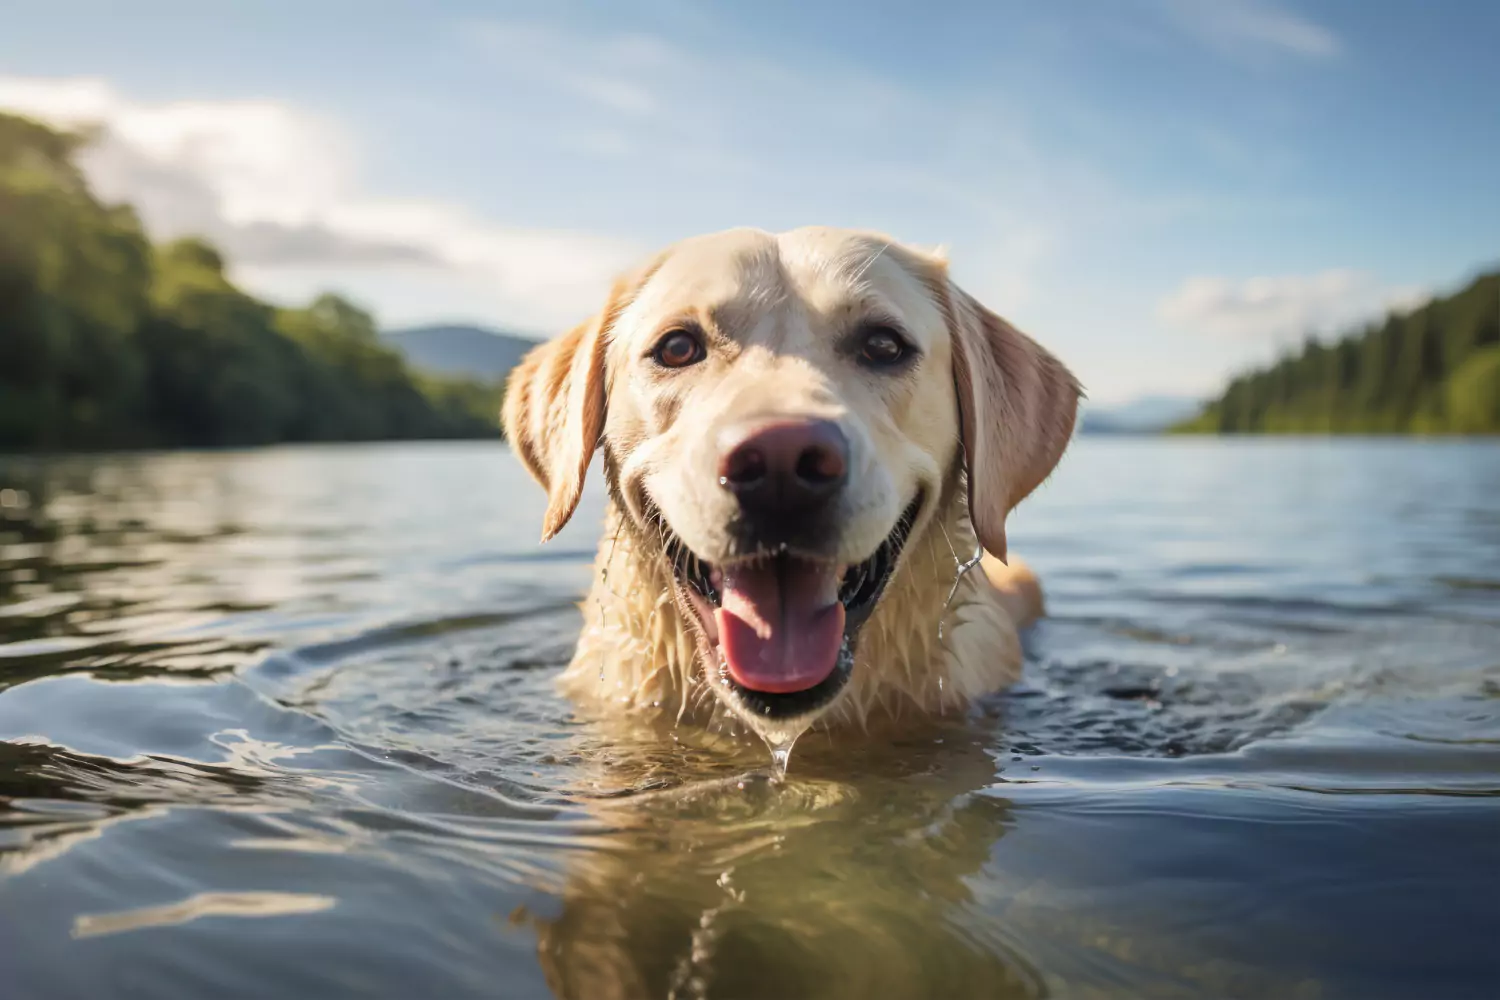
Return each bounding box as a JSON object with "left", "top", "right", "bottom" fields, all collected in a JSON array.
[
  {"left": 742, "top": 703, "right": 806, "bottom": 783},
  {"left": 767, "top": 739, "right": 795, "bottom": 781},
  {"left": 597, "top": 521, "right": 624, "bottom": 684},
  {"left": 744, "top": 637, "right": 854, "bottom": 779},
  {"left": 596, "top": 572, "right": 608, "bottom": 683},
  {"left": 937, "top": 544, "right": 985, "bottom": 641}
]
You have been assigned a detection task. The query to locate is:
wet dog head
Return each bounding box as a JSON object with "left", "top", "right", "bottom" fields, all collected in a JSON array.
[{"left": 505, "top": 227, "right": 1079, "bottom": 734}]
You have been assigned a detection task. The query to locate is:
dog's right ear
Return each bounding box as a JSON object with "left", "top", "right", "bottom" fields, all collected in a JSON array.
[{"left": 503, "top": 261, "right": 659, "bottom": 542}]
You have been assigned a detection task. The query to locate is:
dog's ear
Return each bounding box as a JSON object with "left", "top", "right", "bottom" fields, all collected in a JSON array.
[
  {"left": 945, "top": 282, "right": 1082, "bottom": 562},
  {"left": 503, "top": 264, "right": 657, "bottom": 542}
]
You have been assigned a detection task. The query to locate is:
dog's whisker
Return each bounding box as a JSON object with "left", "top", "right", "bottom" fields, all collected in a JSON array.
[
  {"left": 938, "top": 518, "right": 959, "bottom": 564},
  {"left": 850, "top": 241, "right": 890, "bottom": 283},
  {"left": 507, "top": 225, "right": 1081, "bottom": 760}
]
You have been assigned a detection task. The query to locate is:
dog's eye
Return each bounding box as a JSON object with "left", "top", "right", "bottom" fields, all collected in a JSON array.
[
  {"left": 858, "top": 326, "right": 909, "bottom": 368},
  {"left": 652, "top": 329, "right": 706, "bottom": 369}
]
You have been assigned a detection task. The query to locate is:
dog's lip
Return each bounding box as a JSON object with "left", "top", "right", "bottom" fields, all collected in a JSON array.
[
  {"left": 682, "top": 582, "right": 719, "bottom": 643},
  {"left": 656, "top": 495, "right": 921, "bottom": 719},
  {"left": 661, "top": 492, "right": 924, "bottom": 644}
]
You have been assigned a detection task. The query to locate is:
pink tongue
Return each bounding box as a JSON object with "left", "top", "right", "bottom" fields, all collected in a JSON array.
[{"left": 714, "top": 559, "right": 845, "bottom": 694}]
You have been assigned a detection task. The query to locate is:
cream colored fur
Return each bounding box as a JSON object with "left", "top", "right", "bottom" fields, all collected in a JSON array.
[
  {"left": 504, "top": 226, "right": 1080, "bottom": 737},
  {"left": 562, "top": 486, "right": 1028, "bottom": 730}
]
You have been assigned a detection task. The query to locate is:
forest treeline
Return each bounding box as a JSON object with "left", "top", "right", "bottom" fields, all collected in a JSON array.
[
  {"left": 0, "top": 112, "right": 502, "bottom": 450},
  {"left": 1174, "top": 268, "right": 1500, "bottom": 434}
]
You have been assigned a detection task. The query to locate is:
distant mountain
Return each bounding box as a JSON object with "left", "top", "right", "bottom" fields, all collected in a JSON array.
[
  {"left": 382, "top": 324, "right": 538, "bottom": 381},
  {"left": 1078, "top": 395, "right": 1203, "bottom": 434},
  {"left": 379, "top": 326, "right": 1206, "bottom": 435}
]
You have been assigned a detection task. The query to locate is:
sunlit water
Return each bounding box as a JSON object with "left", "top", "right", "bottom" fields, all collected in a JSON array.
[{"left": 1, "top": 439, "right": 1497, "bottom": 1000}]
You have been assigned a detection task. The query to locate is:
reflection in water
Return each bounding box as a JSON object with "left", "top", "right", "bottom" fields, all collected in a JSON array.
[
  {"left": 73, "top": 891, "right": 337, "bottom": 939},
  {"left": 528, "top": 721, "right": 1358, "bottom": 1000},
  {"left": 1, "top": 440, "right": 1498, "bottom": 999},
  {"left": 522, "top": 726, "right": 1039, "bottom": 1000}
]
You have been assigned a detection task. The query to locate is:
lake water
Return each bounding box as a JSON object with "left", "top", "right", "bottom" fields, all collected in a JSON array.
[{"left": 1, "top": 438, "right": 1497, "bottom": 1000}]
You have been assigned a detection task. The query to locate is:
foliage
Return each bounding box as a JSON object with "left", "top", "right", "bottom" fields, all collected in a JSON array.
[
  {"left": 0, "top": 112, "right": 501, "bottom": 450},
  {"left": 1445, "top": 346, "right": 1500, "bottom": 434},
  {"left": 1173, "top": 270, "right": 1500, "bottom": 435}
]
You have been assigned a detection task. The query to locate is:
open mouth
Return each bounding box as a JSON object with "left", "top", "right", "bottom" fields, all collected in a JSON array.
[{"left": 656, "top": 495, "right": 923, "bottom": 720}]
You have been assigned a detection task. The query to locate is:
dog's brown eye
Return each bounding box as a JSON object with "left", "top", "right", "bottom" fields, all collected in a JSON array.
[
  {"left": 859, "top": 326, "right": 908, "bottom": 368},
  {"left": 653, "top": 329, "right": 705, "bottom": 369}
]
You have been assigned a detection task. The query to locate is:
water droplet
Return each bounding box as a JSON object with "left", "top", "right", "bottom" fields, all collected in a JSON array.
[
  {"left": 937, "top": 544, "right": 984, "bottom": 642},
  {"left": 595, "top": 593, "right": 608, "bottom": 683},
  {"left": 769, "top": 744, "right": 792, "bottom": 778}
]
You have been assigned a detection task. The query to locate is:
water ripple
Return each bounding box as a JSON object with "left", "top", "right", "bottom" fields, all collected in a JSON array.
[{"left": 0, "top": 440, "right": 1497, "bottom": 1000}]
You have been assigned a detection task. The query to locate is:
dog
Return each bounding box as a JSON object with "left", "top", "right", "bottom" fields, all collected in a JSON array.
[{"left": 503, "top": 226, "right": 1080, "bottom": 745}]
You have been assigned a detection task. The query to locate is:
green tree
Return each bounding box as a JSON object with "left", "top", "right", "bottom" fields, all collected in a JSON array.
[
  {"left": 1174, "top": 271, "right": 1500, "bottom": 435},
  {"left": 140, "top": 238, "right": 306, "bottom": 445},
  {"left": 0, "top": 114, "right": 152, "bottom": 446},
  {"left": 1446, "top": 347, "right": 1500, "bottom": 434},
  {"left": 0, "top": 111, "right": 503, "bottom": 450}
]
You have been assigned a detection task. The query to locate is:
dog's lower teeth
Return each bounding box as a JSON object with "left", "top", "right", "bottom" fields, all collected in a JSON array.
[
  {"left": 663, "top": 493, "right": 921, "bottom": 630},
  {"left": 840, "top": 567, "right": 867, "bottom": 605}
]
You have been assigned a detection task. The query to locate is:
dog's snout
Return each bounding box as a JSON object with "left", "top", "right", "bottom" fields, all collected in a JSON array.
[{"left": 718, "top": 418, "right": 848, "bottom": 511}]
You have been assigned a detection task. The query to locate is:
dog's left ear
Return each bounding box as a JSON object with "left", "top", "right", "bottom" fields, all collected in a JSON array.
[
  {"left": 502, "top": 262, "right": 658, "bottom": 542},
  {"left": 945, "top": 281, "right": 1082, "bottom": 562}
]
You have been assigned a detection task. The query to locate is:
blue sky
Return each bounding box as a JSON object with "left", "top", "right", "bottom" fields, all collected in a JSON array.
[{"left": 2, "top": 0, "right": 1497, "bottom": 403}]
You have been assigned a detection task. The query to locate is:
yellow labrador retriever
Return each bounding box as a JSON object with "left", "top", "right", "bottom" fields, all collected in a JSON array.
[{"left": 503, "top": 227, "right": 1080, "bottom": 746}]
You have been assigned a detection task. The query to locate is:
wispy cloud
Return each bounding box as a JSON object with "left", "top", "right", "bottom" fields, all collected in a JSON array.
[
  {"left": 0, "top": 75, "right": 642, "bottom": 331},
  {"left": 451, "top": 17, "right": 1137, "bottom": 311},
  {"left": 1160, "top": 0, "right": 1342, "bottom": 61},
  {"left": 1158, "top": 269, "right": 1427, "bottom": 341},
  {"left": 463, "top": 21, "right": 665, "bottom": 117},
  {"left": 0, "top": 11, "right": 1324, "bottom": 349}
]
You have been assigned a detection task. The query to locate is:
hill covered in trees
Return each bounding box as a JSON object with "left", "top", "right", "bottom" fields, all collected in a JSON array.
[
  {"left": 1174, "top": 269, "right": 1500, "bottom": 434},
  {"left": 0, "top": 112, "right": 502, "bottom": 451}
]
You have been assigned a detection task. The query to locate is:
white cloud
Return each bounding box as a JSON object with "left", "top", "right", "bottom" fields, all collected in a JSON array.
[
  {"left": 1161, "top": 0, "right": 1341, "bottom": 60},
  {"left": 0, "top": 18, "right": 1161, "bottom": 337},
  {"left": 1158, "top": 269, "right": 1428, "bottom": 341},
  {"left": 453, "top": 19, "right": 1106, "bottom": 311},
  {"left": 0, "top": 75, "right": 641, "bottom": 331},
  {"left": 0, "top": 76, "right": 354, "bottom": 227}
]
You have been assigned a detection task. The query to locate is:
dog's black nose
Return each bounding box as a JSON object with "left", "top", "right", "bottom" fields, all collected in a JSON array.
[{"left": 718, "top": 418, "right": 849, "bottom": 513}]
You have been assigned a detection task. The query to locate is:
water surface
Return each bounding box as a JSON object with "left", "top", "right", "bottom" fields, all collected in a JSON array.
[{"left": 1, "top": 439, "right": 1497, "bottom": 999}]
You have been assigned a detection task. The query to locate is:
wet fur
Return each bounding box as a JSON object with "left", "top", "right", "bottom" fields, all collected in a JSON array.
[
  {"left": 562, "top": 478, "right": 1032, "bottom": 731},
  {"left": 503, "top": 226, "right": 1079, "bottom": 736}
]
